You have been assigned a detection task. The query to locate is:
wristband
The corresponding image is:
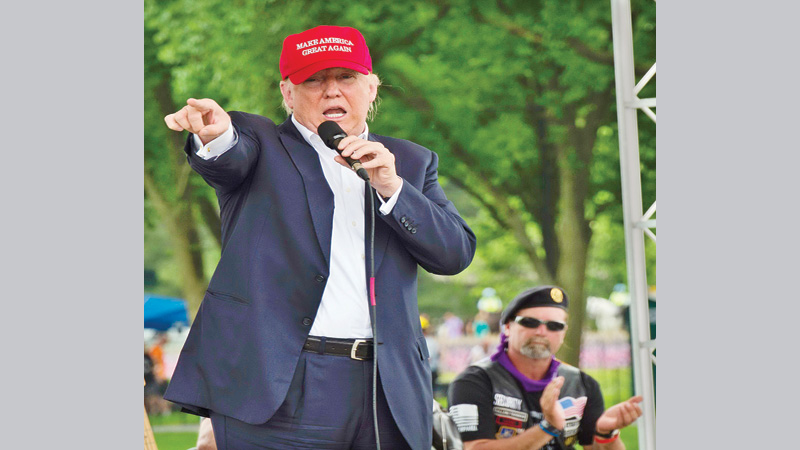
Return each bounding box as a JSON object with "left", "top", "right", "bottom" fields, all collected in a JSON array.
[
  {"left": 595, "top": 429, "right": 618, "bottom": 439},
  {"left": 594, "top": 430, "right": 620, "bottom": 444},
  {"left": 538, "top": 419, "right": 561, "bottom": 437}
]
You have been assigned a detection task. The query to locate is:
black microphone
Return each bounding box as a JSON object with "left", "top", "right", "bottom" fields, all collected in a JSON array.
[{"left": 317, "top": 121, "right": 370, "bottom": 181}]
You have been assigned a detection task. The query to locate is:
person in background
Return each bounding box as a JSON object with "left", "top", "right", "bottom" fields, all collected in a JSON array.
[
  {"left": 144, "top": 346, "right": 170, "bottom": 415},
  {"left": 476, "top": 287, "right": 503, "bottom": 334},
  {"left": 468, "top": 337, "right": 492, "bottom": 365},
  {"left": 147, "top": 332, "right": 169, "bottom": 382},
  {"left": 472, "top": 310, "right": 490, "bottom": 337},
  {"left": 421, "top": 314, "right": 442, "bottom": 396},
  {"left": 448, "top": 286, "right": 642, "bottom": 449},
  {"left": 440, "top": 312, "right": 465, "bottom": 338},
  {"left": 188, "top": 418, "right": 216, "bottom": 450}
]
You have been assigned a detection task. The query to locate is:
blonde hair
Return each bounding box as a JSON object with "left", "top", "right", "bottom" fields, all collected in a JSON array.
[{"left": 280, "top": 73, "right": 382, "bottom": 121}]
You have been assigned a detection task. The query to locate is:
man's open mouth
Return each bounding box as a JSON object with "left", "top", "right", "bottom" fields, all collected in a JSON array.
[{"left": 323, "top": 108, "right": 346, "bottom": 119}]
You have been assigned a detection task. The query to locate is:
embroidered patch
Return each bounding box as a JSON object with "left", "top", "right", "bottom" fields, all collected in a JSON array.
[
  {"left": 496, "top": 426, "right": 521, "bottom": 439},
  {"left": 558, "top": 396, "right": 587, "bottom": 419},
  {"left": 495, "top": 415, "right": 523, "bottom": 428},
  {"left": 564, "top": 417, "right": 581, "bottom": 437},
  {"left": 493, "top": 393, "right": 523, "bottom": 410},
  {"left": 449, "top": 404, "right": 479, "bottom": 432},
  {"left": 493, "top": 406, "right": 528, "bottom": 428}
]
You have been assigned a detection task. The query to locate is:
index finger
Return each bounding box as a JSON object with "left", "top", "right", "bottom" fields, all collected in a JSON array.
[
  {"left": 164, "top": 113, "right": 184, "bottom": 132},
  {"left": 186, "top": 98, "right": 218, "bottom": 112}
]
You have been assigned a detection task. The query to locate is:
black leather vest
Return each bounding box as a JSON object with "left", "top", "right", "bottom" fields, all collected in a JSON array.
[{"left": 473, "top": 359, "right": 587, "bottom": 447}]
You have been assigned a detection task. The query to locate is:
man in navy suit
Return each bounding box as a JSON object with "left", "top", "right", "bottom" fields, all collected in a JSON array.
[{"left": 163, "top": 25, "right": 476, "bottom": 449}]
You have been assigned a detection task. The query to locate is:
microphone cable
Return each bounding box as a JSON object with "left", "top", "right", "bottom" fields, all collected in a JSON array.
[
  {"left": 317, "top": 120, "right": 381, "bottom": 448},
  {"left": 366, "top": 180, "right": 381, "bottom": 450}
]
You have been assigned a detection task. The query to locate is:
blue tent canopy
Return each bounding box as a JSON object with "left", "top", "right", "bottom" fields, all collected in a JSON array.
[{"left": 144, "top": 294, "right": 189, "bottom": 331}]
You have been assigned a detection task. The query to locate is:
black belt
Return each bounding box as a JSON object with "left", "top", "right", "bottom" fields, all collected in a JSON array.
[{"left": 302, "top": 336, "right": 374, "bottom": 361}]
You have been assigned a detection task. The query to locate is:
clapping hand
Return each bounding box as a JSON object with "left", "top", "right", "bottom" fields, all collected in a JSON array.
[{"left": 595, "top": 396, "right": 643, "bottom": 435}]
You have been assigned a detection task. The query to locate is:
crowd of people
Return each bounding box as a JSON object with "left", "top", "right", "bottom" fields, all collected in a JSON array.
[{"left": 143, "top": 333, "right": 172, "bottom": 415}]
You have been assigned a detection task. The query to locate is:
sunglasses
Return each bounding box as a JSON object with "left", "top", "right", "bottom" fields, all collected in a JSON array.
[{"left": 513, "top": 316, "right": 566, "bottom": 331}]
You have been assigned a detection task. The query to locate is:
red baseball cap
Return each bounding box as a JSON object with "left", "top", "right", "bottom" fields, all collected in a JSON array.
[{"left": 280, "top": 25, "right": 373, "bottom": 84}]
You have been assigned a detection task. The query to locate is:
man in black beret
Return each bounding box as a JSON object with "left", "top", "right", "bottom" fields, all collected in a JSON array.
[{"left": 447, "top": 286, "right": 643, "bottom": 449}]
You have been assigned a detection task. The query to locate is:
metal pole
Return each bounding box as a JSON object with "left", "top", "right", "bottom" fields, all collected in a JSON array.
[{"left": 610, "top": 0, "right": 656, "bottom": 449}]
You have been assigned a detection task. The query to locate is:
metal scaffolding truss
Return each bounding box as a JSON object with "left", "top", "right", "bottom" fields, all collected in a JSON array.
[{"left": 610, "top": 0, "right": 656, "bottom": 449}]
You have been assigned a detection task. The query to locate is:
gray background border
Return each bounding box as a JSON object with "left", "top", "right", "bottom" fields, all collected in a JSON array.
[{"left": 4, "top": 0, "right": 799, "bottom": 447}]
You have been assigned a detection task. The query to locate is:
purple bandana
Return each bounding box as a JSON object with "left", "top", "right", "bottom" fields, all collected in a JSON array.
[{"left": 490, "top": 333, "right": 561, "bottom": 392}]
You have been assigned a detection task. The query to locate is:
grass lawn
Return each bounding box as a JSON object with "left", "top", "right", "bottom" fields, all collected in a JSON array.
[
  {"left": 148, "top": 412, "right": 200, "bottom": 450},
  {"left": 150, "top": 415, "right": 639, "bottom": 450},
  {"left": 153, "top": 431, "right": 197, "bottom": 450},
  {"left": 619, "top": 427, "right": 639, "bottom": 450},
  {"left": 149, "top": 412, "right": 201, "bottom": 426}
]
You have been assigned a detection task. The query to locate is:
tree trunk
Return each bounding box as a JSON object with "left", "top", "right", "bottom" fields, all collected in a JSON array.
[
  {"left": 554, "top": 146, "right": 591, "bottom": 366},
  {"left": 196, "top": 195, "right": 222, "bottom": 249},
  {"left": 145, "top": 71, "right": 210, "bottom": 316},
  {"left": 144, "top": 170, "right": 208, "bottom": 316}
]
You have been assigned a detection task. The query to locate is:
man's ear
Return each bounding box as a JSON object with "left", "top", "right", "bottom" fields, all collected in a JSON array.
[
  {"left": 280, "top": 81, "right": 293, "bottom": 110},
  {"left": 367, "top": 74, "right": 378, "bottom": 103}
]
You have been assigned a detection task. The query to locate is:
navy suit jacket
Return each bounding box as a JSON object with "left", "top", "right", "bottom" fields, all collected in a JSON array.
[{"left": 164, "top": 112, "right": 476, "bottom": 450}]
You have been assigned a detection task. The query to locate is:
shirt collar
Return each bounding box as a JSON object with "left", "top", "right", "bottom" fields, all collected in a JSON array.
[{"left": 291, "top": 115, "right": 369, "bottom": 148}]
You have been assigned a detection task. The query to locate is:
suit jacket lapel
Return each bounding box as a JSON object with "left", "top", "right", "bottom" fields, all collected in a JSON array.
[
  {"left": 278, "top": 117, "right": 334, "bottom": 265},
  {"left": 365, "top": 134, "right": 394, "bottom": 274}
]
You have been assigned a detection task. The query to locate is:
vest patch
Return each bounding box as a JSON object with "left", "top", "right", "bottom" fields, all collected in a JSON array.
[
  {"left": 493, "top": 406, "right": 528, "bottom": 428},
  {"left": 493, "top": 393, "right": 523, "bottom": 410},
  {"left": 449, "top": 404, "right": 479, "bottom": 433},
  {"left": 564, "top": 417, "right": 581, "bottom": 437},
  {"left": 559, "top": 396, "right": 587, "bottom": 438},
  {"left": 558, "top": 396, "right": 587, "bottom": 419},
  {"left": 496, "top": 426, "right": 521, "bottom": 439}
]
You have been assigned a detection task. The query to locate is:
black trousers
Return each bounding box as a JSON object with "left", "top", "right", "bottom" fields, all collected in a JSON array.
[{"left": 210, "top": 350, "right": 413, "bottom": 449}]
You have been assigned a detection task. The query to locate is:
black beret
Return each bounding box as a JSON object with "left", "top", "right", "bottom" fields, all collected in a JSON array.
[{"left": 500, "top": 285, "right": 569, "bottom": 324}]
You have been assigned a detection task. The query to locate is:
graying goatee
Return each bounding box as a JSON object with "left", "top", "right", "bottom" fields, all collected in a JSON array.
[{"left": 519, "top": 338, "right": 551, "bottom": 359}]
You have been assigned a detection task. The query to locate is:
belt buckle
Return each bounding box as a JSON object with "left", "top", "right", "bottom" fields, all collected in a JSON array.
[{"left": 350, "top": 339, "right": 368, "bottom": 361}]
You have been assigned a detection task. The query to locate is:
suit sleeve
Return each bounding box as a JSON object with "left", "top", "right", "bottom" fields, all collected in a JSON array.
[
  {"left": 183, "top": 112, "right": 265, "bottom": 194},
  {"left": 382, "top": 150, "right": 477, "bottom": 275}
]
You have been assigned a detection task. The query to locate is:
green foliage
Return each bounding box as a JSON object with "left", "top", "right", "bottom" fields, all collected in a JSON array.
[{"left": 145, "top": 0, "right": 656, "bottom": 326}]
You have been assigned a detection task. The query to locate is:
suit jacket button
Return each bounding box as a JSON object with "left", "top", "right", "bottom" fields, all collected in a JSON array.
[
  {"left": 400, "top": 216, "right": 407, "bottom": 224},
  {"left": 314, "top": 275, "right": 325, "bottom": 282},
  {"left": 302, "top": 317, "right": 312, "bottom": 326},
  {"left": 411, "top": 228, "right": 417, "bottom": 234}
]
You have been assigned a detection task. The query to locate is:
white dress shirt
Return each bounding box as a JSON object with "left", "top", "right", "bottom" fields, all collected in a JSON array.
[{"left": 191, "top": 117, "right": 403, "bottom": 338}]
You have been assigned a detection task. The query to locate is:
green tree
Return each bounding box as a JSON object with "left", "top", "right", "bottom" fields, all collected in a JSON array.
[{"left": 144, "top": 0, "right": 656, "bottom": 364}]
